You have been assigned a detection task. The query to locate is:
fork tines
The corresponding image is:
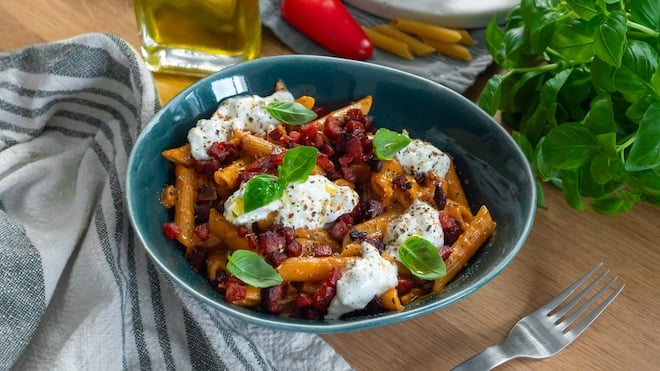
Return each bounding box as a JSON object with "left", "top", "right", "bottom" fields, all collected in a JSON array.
[{"left": 542, "top": 262, "right": 624, "bottom": 339}]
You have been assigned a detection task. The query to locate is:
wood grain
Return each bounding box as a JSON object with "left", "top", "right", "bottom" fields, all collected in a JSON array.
[{"left": 2, "top": 1, "right": 658, "bottom": 369}]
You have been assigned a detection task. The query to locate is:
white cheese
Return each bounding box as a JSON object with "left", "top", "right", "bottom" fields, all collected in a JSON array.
[
  {"left": 395, "top": 138, "right": 451, "bottom": 178},
  {"left": 326, "top": 242, "right": 398, "bottom": 320},
  {"left": 223, "top": 175, "right": 359, "bottom": 230},
  {"left": 383, "top": 199, "right": 444, "bottom": 260},
  {"left": 188, "top": 90, "right": 295, "bottom": 160}
]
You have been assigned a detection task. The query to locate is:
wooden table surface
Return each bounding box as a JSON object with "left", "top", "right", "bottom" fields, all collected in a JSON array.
[{"left": 3, "top": 1, "right": 659, "bottom": 370}]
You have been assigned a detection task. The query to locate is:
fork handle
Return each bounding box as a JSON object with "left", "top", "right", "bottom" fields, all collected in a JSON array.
[{"left": 451, "top": 344, "right": 516, "bottom": 371}]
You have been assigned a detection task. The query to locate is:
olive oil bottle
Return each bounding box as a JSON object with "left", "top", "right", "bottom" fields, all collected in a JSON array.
[{"left": 134, "top": 0, "right": 261, "bottom": 75}]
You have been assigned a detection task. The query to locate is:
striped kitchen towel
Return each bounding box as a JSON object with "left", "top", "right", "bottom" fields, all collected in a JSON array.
[{"left": 0, "top": 33, "right": 351, "bottom": 371}]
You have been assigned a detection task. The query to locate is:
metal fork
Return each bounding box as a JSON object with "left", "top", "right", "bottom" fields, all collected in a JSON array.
[{"left": 452, "top": 263, "right": 624, "bottom": 370}]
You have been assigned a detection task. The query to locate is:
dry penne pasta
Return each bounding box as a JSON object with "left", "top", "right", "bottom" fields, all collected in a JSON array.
[
  {"left": 421, "top": 37, "right": 473, "bottom": 61},
  {"left": 457, "top": 30, "right": 477, "bottom": 46},
  {"left": 392, "top": 18, "right": 463, "bottom": 43},
  {"left": 159, "top": 81, "right": 495, "bottom": 320},
  {"left": 370, "top": 24, "right": 436, "bottom": 56},
  {"left": 361, "top": 26, "right": 414, "bottom": 60}
]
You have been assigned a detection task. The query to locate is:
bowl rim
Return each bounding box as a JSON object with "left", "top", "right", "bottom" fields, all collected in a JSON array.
[{"left": 127, "top": 55, "right": 537, "bottom": 333}]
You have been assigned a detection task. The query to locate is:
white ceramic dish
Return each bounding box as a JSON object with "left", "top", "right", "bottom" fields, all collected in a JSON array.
[{"left": 346, "top": 0, "right": 519, "bottom": 29}]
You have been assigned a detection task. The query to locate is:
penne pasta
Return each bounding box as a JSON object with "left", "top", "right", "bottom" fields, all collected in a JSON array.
[
  {"left": 392, "top": 18, "right": 462, "bottom": 43},
  {"left": 173, "top": 164, "right": 197, "bottom": 253},
  {"left": 432, "top": 205, "right": 496, "bottom": 293},
  {"left": 162, "top": 143, "right": 194, "bottom": 166},
  {"left": 277, "top": 256, "right": 357, "bottom": 282},
  {"left": 160, "top": 81, "right": 496, "bottom": 320},
  {"left": 361, "top": 26, "right": 414, "bottom": 60},
  {"left": 421, "top": 37, "right": 473, "bottom": 61},
  {"left": 370, "top": 24, "right": 436, "bottom": 56}
]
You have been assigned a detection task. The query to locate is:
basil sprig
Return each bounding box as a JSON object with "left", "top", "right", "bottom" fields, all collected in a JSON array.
[
  {"left": 243, "top": 174, "right": 284, "bottom": 212},
  {"left": 373, "top": 128, "right": 412, "bottom": 160},
  {"left": 398, "top": 236, "right": 446, "bottom": 280},
  {"left": 242, "top": 145, "right": 318, "bottom": 212},
  {"left": 264, "top": 101, "right": 317, "bottom": 125},
  {"left": 479, "top": 0, "right": 660, "bottom": 215},
  {"left": 226, "top": 250, "right": 283, "bottom": 288}
]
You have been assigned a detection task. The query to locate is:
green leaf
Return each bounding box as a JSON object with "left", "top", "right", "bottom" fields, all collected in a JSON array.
[
  {"left": 479, "top": 74, "right": 503, "bottom": 115},
  {"left": 566, "top": 0, "right": 600, "bottom": 20},
  {"left": 593, "top": 10, "right": 627, "bottom": 68},
  {"left": 485, "top": 16, "right": 506, "bottom": 66},
  {"left": 373, "top": 128, "right": 412, "bottom": 160},
  {"left": 583, "top": 94, "right": 617, "bottom": 135},
  {"left": 560, "top": 169, "right": 586, "bottom": 211},
  {"left": 590, "top": 195, "right": 635, "bottom": 215},
  {"left": 590, "top": 152, "right": 619, "bottom": 184},
  {"left": 630, "top": 169, "right": 660, "bottom": 204},
  {"left": 629, "top": 0, "right": 660, "bottom": 30},
  {"left": 591, "top": 57, "right": 617, "bottom": 92},
  {"left": 226, "top": 250, "right": 283, "bottom": 288},
  {"left": 542, "top": 124, "right": 600, "bottom": 169},
  {"left": 626, "top": 102, "right": 660, "bottom": 171},
  {"left": 243, "top": 174, "right": 284, "bottom": 212},
  {"left": 614, "top": 40, "right": 659, "bottom": 102},
  {"left": 263, "top": 101, "right": 317, "bottom": 125},
  {"left": 512, "top": 130, "right": 534, "bottom": 162},
  {"left": 398, "top": 236, "right": 446, "bottom": 281},
  {"left": 551, "top": 18, "right": 596, "bottom": 61},
  {"left": 277, "top": 146, "right": 318, "bottom": 184}
]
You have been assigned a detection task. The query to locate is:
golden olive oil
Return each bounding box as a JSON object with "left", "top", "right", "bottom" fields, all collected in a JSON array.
[{"left": 134, "top": 0, "right": 261, "bottom": 75}]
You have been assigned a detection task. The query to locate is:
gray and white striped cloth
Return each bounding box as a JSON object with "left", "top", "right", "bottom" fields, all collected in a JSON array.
[{"left": 0, "top": 33, "right": 351, "bottom": 371}]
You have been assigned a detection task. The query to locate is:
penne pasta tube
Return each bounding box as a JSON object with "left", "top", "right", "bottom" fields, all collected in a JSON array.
[
  {"left": 362, "top": 26, "right": 414, "bottom": 60},
  {"left": 277, "top": 256, "right": 357, "bottom": 282},
  {"left": 214, "top": 157, "right": 250, "bottom": 196},
  {"left": 173, "top": 164, "right": 197, "bottom": 252},
  {"left": 421, "top": 38, "right": 473, "bottom": 61},
  {"left": 309, "top": 96, "right": 373, "bottom": 126},
  {"left": 371, "top": 24, "right": 436, "bottom": 56},
  {"left": 162, "top": 143, "right": 194, "bottom": 166},
  {"left": 380, "top": 287, "right": 404, "bottom": 311},
  {"left": 432, "top": 205, "right": 496, "bottom": 293},
  {"left": 392, "top": 18, "right": 462, "bottom": 43},
  {"left": 445, "top": 161, "right": 470, "bottom": 208},
  {"left": 239, "top": 132, "right": 276, "bottom": 156},
  {"left": 457, "top": 30, "right": 476, "bottom": 46},
  {"left": 208, "top": 208, "right": 250, "bottom": 251}
]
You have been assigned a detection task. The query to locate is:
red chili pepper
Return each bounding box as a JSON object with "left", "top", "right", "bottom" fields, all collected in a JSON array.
[{"left": 280, "top": 0, "right": 373, "bottom": 60}]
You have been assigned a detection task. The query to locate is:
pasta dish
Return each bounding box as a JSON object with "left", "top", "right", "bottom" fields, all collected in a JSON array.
[{"left": 160, "top": 81, "right": 495, "bottom": 320}]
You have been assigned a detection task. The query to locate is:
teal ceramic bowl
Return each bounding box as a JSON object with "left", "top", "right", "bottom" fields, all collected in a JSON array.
[{"left": 127, "top": 55, "right": 536, "bottom": 333}]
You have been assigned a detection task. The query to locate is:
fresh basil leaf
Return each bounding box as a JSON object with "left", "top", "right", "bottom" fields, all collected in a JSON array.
[
  {"left": 629, "top": 0, "right": 660, "bottom": 30},
  {"left": 626, "top": 102, "right": 660, "bottom": 171},
  {"left": 542, "top": 124, "right": 599, "bottom": 169},
  {"left": 590, "top": 195, "right": 635, "bottom": 215},
  {"left": 560, "top": 169, "right": 586, "bottom": 211},
  {"left": 277, "top": 145, "right": 318, "bottom": 185},
  {"left": 583, "top": 94, "right": 617, "bottom": 135},
  {"left": 479, "top": 74, "right": 503, "bottom": 115},
  {"left": 264, "top": 101, "right": 317, "bottom": 125},
  {"left": 226, "top": 250, "right": 283, "bottom": 288},
  {"left": 485, "top": 16, "right": 506, "bottom": 65},
  {"left": 591, "top": 57, "right": 617, "bottom": 92},
  {"left": 243, "top": 174, "right": 284, "bottom": 212},
  {"left": 373, "top": 128, "right": 412, "bottom": 160},
  {"left": 594, "top": 10, "right": 627, "bottom": 68},
  {"left": 550, "top": 18, "right": 595, "bottom": 61},
  {"left": 398, "top": 236, "right": 446, "bottom": 281},
  {"left": 566, "top": 0, "right": 600, "bottom": 20}
]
